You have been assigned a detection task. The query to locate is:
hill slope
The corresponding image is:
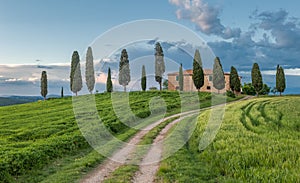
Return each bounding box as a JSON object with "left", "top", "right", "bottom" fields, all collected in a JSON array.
[
  {"left": 0, "top": 91, "right": 223, "bottom": 182},
  {"left": 157, "top": 96, "right": 300, "bottom": 182}
]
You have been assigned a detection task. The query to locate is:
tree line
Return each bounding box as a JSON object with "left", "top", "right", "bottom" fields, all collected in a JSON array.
[{"left": 40, "top": 42, "right": 286, "bottom": 99}]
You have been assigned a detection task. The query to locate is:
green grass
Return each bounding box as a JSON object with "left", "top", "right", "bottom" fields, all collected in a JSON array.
[
  {"left": 156, "top": 96, "right": 300, "bottom": 182},
  {"left": 0, "top": 91, "right": 236, "bottom": 183}
]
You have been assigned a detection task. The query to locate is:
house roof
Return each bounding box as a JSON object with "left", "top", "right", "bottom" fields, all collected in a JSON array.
[{"left": 168, "top": 69, "right": 230, "bottom": 76}]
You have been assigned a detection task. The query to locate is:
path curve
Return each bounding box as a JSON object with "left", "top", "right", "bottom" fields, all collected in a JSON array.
[
  {"left": 80, "top": 110, "right": 199, "bottom": 183},
  {"left": 80, "top": 96, "right": 253, "bottom": 183}
]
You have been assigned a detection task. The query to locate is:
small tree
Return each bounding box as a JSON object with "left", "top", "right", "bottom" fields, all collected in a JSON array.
[
  {"left": 163, "top": 79, "right": 168, "bottom": 90},
  {"left": 179, "top": 63, "right": 184, "bottom": 91},
  {"left": 242, "top": 83, "right": 256, "bottom": 95},
  {"left": 192, "top": 49, "right": 204, "bottom": 91},
  {"left": 229, "top": 66, "right": 241, "bottom": 94},
  {"left": 119, "top": 49, "right": 130, "bottom": 92},
  {"left": 85, "top": 47, "right": 95, "bottom": 94},
  {"left": 213, "top": 57, "right": 225, "bottom": 93},
  {"left": 106, "top": 67, "right": 113, "bottom": 93},
  {"left": 70, "top": 51, "right": 83, "bottom": 96},
  {"left": 259, "top": 84, "right": 271, "bottom": 95},
  {"left": 251, "top": 63, "right": 263, "bottom": 96},
  {"left": 154, "top": 42, "right": 165, "bottom": 91},
  {"left": 61, "top": 87, "right": 64, "bottom": 98},
  {"left": 40, "top": 71, "right": 47, "bottom": 100},
  {"left": 141, "top": 65, "right": 146, "bottom": 91},
  {"left": 276, "top": 65, "right": 286, "bottom": 96}
]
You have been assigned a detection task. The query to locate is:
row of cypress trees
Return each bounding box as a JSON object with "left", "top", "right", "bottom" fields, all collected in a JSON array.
[
  {"left": 41, "top": 43, "right": 286, "bottom": 97},
  {"left": 251, "top": 63, "right": 286, "bottom": 96},
  {"left": 67, "top": 42, "right": 165, "bottom": 94},
  {"left": 106, "top": 42, "right": 165, "bottom": 92}
]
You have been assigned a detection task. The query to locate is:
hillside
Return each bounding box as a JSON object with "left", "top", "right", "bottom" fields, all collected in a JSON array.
[
  {"left": 156, "top": 96, "right": 300, "bottom": 182},
  {"left": 0, "top": 91, "right": 233, "bottom": 182}
]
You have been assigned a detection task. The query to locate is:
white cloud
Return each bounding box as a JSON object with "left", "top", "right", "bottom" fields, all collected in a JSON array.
[
  {"left": 262, "top": 68, "right": 300, "bottom": 76},
  {"left": 169, "top": 0, "right": 241, "bottom": 39},
  {"left": 5, "top": 78, "right": 20, "bottom": 82}
]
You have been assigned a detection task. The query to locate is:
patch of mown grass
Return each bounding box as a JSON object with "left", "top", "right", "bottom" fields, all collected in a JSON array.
[{"left": 156, "top": 96, "right": 300, "bottom": 182}]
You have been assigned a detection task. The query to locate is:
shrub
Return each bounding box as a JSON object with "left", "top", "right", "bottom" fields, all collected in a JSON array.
[
  {"left": 226, "top": 90, "right": 236, "bottom": 98},
  {"left": 149, "top": 87, "right": 158, "bottom": 91},
  {"left": 242, "top": 83, "right": 256, "bottom": 95}
]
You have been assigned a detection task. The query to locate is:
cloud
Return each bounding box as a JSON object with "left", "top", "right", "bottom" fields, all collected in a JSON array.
[
  {"left": 262, "top": 68, "right": 300, "bottom": 76},
  {"left": 169, "top": 0, "right": 241, "bottom": 39},
  {"left": 253, "top": 9, "right": 300, "bottom": 48},
  {"left": 208, "top": 9, "right": 300, "bottom": 71},
  {"left": 0, "top": 64, "right": 76, "bottom": 96}
]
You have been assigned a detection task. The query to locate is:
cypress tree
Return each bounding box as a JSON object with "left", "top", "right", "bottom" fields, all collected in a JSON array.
[
  {"left": 229, "top": 66, "right": 241, "bottom": 94},
  {"left": 154, "top": 42, "right": 165, "bottom": 91},
  {"left": 276, "top": 65, "right": 286, "bottom": 96},
  {"left": 179, "top": 63, "right": 184, "bottom": 91},
  {"left": 119, "top": 49, "right": 130, "bottom": 92},
  {"left": 107, "top": 67, "right": 113, "bottom": 93},
  {"left": 192, "top": 49, "right": 204, "bottom": 91},
  {"left": 40, "top": 71, "right": 47, "bottom": 100},
  {"left": 213, "top": 57, "right": 225, "bottom": 93},
  {"left": 85, "top": 47, "right": 95, "bottom": 94},
  {"left": 61, "top": 87, "right": 64, "bottom": 98},
  {"left": 251, "top": 63, "right": 263, "bottom": 96},
  {"left": 141, "top": 65, "right": 146, "bottom": 91},
  {"left": 70, "top": 51, "right": 83, "bottom": 96}
]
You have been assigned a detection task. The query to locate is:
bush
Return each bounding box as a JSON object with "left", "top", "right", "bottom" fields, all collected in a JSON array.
[
  {"left": 242, "top": 83, "right": 256, "bottom": 95},
  {"left": 226, "top": 90, "right": 236, "bottom": 98},
  {"left": 259, "top": 84, "right": 271, "bottom": 95},
  {"left": 149, "top": 87, "right": 158, "bottom": 91}
]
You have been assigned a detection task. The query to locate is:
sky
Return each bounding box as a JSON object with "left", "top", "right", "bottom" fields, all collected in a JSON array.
[{"left": 0, "top": 0, "right": 299, "bottom": 95}]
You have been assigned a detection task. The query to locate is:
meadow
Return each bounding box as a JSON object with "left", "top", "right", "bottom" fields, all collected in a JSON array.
[
  {"left": 156, "top": 96, "right": 300, "bottom": 182},
  {"left": 0, "top": 91, "right": 227, "bottom": 183}
]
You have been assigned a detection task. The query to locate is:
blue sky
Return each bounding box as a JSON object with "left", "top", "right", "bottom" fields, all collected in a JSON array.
[
  {"left": 1, "top": 0, "right": 299, "bottom": 64},
  {"left": 0, "top": 0, "right": 300, "bottom": 95}
]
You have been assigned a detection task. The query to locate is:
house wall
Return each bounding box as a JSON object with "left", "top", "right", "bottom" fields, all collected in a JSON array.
[{"left": 168, "top": 74, "right": 231, "bottom": 93}]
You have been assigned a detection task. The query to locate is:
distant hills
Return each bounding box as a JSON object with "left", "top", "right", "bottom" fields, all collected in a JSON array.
[{"left": 0, "top": 95, "right": 61, "bottom": 106}]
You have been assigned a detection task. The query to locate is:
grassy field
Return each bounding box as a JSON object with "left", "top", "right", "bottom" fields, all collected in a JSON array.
[
  {"left": 0, "top": 91, "right": 233, "bottom": 183},
  {"left": 156, "top": 96, "right": 300, "bottom": 182}
]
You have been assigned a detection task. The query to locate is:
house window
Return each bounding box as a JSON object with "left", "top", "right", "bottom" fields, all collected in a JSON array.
[
  {"left": 176, "top": 75, "right": 179, "bottom": 81},
  {"left": 175, "top": 86, "right": 180, "bottom": 90},
  {"left": 207, "top": 86, "right": 211, "bottom": 90},
  {"left": 209, "top": 75, "right": 213, "bottom": 81}
]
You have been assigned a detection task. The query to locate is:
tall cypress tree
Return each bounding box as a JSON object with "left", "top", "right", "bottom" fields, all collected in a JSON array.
[
  {"left": 213, "top": 57, "right": 225, "bottom": 93},
  {"left": 85, "top": 47, "right": 95, "bottom": 94},
  {"left": 154, "top": 42, "right": 165, "bottom": 91},
  {"left": 192, "top": 49, "right": 204, "bottom": 91},
  {"left": 107, "top": 67, "right": 113, "bottom": 93},
  {"left": 70, "top": 51, "right": 83, "bottom": 96},
  {"left": 40, "top": 71, "right": 47, "bottom": 100},
  {"left": 179, "top": 63, "right": 184, "bottom": 91},
  {"left": 141, "top": 65, "right": 146, "bottom": 91},
  {"left": 276, "top": 65, "right": 286, "bottom": 96},
  {"left": 61, "top": 87, "right": 64, "bottom": 98},
  {"left": 230, "top": 66, "right": 241, "bottom": 94},
  {"left": 119, "top": 49, "right": 130, "bottom": 92},
  {"left": 251, "top": 63, "right": 263, "bottom": 96}
]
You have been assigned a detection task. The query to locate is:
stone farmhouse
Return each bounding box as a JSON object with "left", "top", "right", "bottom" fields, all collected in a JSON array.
[{"left": 167, "top": 69, "right": 238, "bottom": 93}]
